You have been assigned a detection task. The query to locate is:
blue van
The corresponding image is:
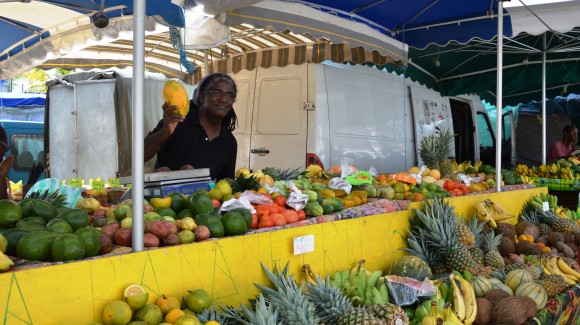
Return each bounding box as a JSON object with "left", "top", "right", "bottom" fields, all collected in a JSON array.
[{"left": 0, "top": 120, "right": 45, "bottom": 183}]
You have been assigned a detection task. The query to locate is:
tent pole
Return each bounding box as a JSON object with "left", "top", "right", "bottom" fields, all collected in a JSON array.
[
  {"left": 495, "top": 0, "right": 504, "bottom": 192},
  {"left": 131, "top": 0, "right": 145, "bottom": 252},
  {"left": 542, "top": 33, "right": 547, "bottom": 165}
]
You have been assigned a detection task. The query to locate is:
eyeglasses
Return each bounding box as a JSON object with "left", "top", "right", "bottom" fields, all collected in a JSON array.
[
  {"left": 206, "top": 88, "right": 236, "bottom": 101},
  {"left": 0, "top": 141, "right": 9, "bottom": 152}
]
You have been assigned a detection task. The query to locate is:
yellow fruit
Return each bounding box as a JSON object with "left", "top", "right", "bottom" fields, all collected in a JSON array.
[
  {"left": 163, "top": 80, "right": 190, "bottom": 117},
  {"left": 215, "top": 179, "right": 232, "bottom": 196},
  {"left": 0, "top": 234, "right": 7, "bottom": 253},
  {"left": 151, "top": 197, "right": 172, "bottom": 209},
  {"left": 102, "top": 300, "right": 133, "bottom": 325},
  {"left": 165, "top": 308, "right": 186, "bottom": 324},
  {"left": 204, "top": 321, "right": 220, "bottom": 325},
  {"left": 157, "top": 294, "right": 181, "bottom": 314},
  {"left": 421, "top": 167, "right": 431, "bottom": 177},
  {"left": 257, "top": 187, "right": 269, "bottom": 194},
  {"left": 76, "top": 198, "right": 101, "bottom": 213},
  {"left": 259, "top": 175, "right": 275, "bottom": 187},
  {"left": 428, "top": 169, "right": 441, "bottom": 180},
  {"left": 208, "top": 188, "right": 223, "bottom": 201},
  {"left": 174, "top": 314, "right": 202, "bottom": 325},
  {"left": 124, "top": 284, "right": 149, "bottom": 310},
  {"left": 422, "top": 176, "right": 436, "bottom": 184},
  {"left": 408, "top": 166, "right": 420, "bottom": 175}
]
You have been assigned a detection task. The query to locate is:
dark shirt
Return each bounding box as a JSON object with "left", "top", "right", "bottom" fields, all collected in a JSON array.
[{"left": 149, "top": 105, "right": 237, "bottom": 180}]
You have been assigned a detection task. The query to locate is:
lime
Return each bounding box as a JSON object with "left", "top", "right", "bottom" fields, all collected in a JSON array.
[
  {"left": 133, "top": 304, "right": 163, "bottom": 325},
  {"left": 124, "top": 284, "right": 149, "bottom": 310},
  {"left": 184, "top": 289, "right": 211, "bottom": 313},
  {"left": 102, "top": 300, "right": 132, "bottom": 325}
]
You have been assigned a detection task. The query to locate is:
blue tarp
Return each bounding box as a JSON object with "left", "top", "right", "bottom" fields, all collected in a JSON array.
[
  {"left": 0, "top": 97, "right": 45, "bottom": 107},
  {"left": 519, "top": 94, "right": 580, "bottom": 119}
]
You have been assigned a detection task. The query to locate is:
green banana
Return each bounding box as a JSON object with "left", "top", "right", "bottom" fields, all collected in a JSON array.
[
  {"left": 378, "top": 282, "right": 390, "bottom": 304},
  {"left": 376, "top": 276, "right": 386, "bottom": 288},
  {"left": 415, "top": 305, "right": 429, "bottom": 322},
  {"left": 342, "top": 279, "right": 350, "bottom": 292},
  {"left": 366, "top": 270, "right": 382, "bottom": 288},
  {"left": 341, "top": 269, "right": 350, "bottom": 284},
  {"left": 358, "top": 270, "right": 367, "bottom": 291},
  {"left": 462, "top": 270, "right": 473, "bottom": 282},
  {"left": 333, "top": 271, "right": 342, "bottom": 285},
  {"left": 371, "top": 287, "right": 385, "bottom": 305},
  {"left": 439, "top": 282, "right": 449, "bottom": 302}
]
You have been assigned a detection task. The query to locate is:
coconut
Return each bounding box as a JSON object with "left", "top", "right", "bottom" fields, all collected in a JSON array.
[
  {"left": 495, "top": 223, "right": 516, "bottom": 239},
  {"left": 491, "top": 297, "right": 528, "bottom": 325},
  {"left": 515, "top": 221, "right": 540, "bottom": 239},
  {"left": 547, "top": 232, "right": 565, "bottom": 247},
  {"left": 518, "top": 296, "right": 538, "bottom": 318},
  {"left": 498, "top": 236, "right": 516, "bottom": 256},
  {"left": 474, "top": 298, "right": 492, "bottom": 325},
  {"left": 515, "top": 240, "right": 535, "bottom": 255},
  {"left": 484, "top": 289, "right": 512, "bottom": 308}
]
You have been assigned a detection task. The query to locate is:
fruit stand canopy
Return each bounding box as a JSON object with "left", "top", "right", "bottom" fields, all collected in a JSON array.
[{"left": 1, "top": 1, "right": 580, "bottom": 105}]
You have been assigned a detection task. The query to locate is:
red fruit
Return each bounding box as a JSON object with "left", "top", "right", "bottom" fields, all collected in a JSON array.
[
  {"left": 162, "top": 233, "right": 180, "bottom": 246},
  {"left": 273, "top": 196, "right": 287, "bottom": 207},
  {"left": 114, "top": 228, "right": 132, "bottom": 246},
  {"left": 250, "top": 214, "right": 258, "bottom": 229},
  {"left": 211, "top": 199, "right": 221, "bottom": 208},
  {"left": 143, "top": 233, "right": 160, "bottom": 247},
  {"left": 193, "top": 225, "right": 210, "bottom": 241},
  {"left": 99, "top": 235, "right": 113, "bottom": 254},
  {"left": 146, "top": 221, "right": 178, "bottom": 239},
  {"left": 101, "top": 222, "right": 121, "bottom": 239}
]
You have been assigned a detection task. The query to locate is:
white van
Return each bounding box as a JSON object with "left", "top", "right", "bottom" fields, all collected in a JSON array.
[
  {"left": 46, "top": 63, "right": 514, "bottom": 180},
  {"left": 230, "top": 61, "right": 514, "bottom": 174}
]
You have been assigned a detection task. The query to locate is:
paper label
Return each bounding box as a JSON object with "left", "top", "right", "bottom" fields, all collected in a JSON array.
[
  {"left": 108, "top": 178, "right": 121, "bottom": 188},
  {"left": 69, "top": 178, "right": 83, "bottom": 188},
  {"left": 542, "top": 201, "right": 550, "bottom": 211},
  {"left": 91, "top": 178, "right": 105, "bottom": 191},
  {"left": 293, "top": 235, "right": 314, "bottom": 255}
]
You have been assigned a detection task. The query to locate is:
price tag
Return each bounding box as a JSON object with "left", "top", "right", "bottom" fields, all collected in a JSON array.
[
  {"left": 108, "top": 178, "right": 121, "bottom": 188},
  {"left": 127, "top": 183, "right": 133, "bottom": 190},
  {"left": 293, "top": 235, "right": 314, "bottom": 255},
  {"left": 69, "top": 178, "right": 83, "bottom": 188},
  {"left": 542, "top": 201, "right": 550, "bottom": 211},
  {"left": 91, "top": 177, "right": 105, "bottom": 191}
]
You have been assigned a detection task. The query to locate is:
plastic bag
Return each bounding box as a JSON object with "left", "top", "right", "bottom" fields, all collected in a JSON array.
[
  {"left": 456, "top": 173, "right": 471, "bottom": 186},
  {"left": 329, "top": 177, "right": 352, "bottom": 195},
  {"left": 368, "top": 166, "right": 378, "bottom": 177},
  {"left": 384, "top": 275, "right": 437, "bottom": 306},
  {"left": 238, "top": 190, "right": 273, "bottom": 205},
  {"left": 408, "top": 165, "right": 427, "bottom": 184},
  {"left": 220, "top": 197, "right": 256, "bottom": 214},
  {"left": 286, "top": 181, "right": 310, "bottom": 211},
  {"left": 340, "top": 158, "right": 357, "bottom": 178}
]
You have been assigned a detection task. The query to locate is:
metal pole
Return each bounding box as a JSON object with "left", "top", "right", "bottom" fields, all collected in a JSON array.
[
  {"left": 204, "top": 49, "right": 209, "bottom": 77},
  {"left": 131, "top": 0, "right": 145, "bottom": 252},
  {"left": 495, "top": 0, "right": 503, "bottom": 192},
  {"left": 542, "top": 33, "right": 547, "bottom": 164}
]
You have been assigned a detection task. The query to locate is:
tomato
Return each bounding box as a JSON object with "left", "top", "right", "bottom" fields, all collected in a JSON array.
[
  {"left": 270, "top": 213, "right": 287, "bottom": 226},
  {"left": 444, "top": 180, "right": 454, "bottom": 191},
  {"left": 282, "top": 209, "right": 299, "bottom": 224},
  {"left": 453, "top": 182, "right": 462, "bottom": 190},
  {"left": 256, "top": 205, "right": 270, "bottom": 217},
  {"left": 250, "top": 214, "right": 258, "bottom": 229},
  {"left": 268, "top": 203, "right": 281, "bottom": 214},
  {"left": 297, "top": 209, "right": 306, "bottom": 221},
  {"left": 274, "top": 196, "right": 287, "bottom": 207},
  {"left": 258, "top": 215, "right": 275, "bottom": 228}
]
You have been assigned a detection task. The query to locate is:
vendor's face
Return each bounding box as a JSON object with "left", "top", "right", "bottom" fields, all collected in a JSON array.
[
  {"left": 201, "top": 80, "right": 235, "bottom": 119},
  {"left": 567, "top": 128, "right": 578, "bottom": 143}
]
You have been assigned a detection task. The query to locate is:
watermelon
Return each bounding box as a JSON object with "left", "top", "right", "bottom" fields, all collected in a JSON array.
[{"left": 389, "top": 255, "right": 432, "bottom": 280}]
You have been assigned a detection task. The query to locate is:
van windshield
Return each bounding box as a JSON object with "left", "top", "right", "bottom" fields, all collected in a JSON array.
[{"left": 10, "top": 133, "right": 44, "bottom": 171}]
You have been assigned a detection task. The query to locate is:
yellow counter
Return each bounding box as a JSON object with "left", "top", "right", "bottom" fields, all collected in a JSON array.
[{"left": 0, "top": 187, "right": 545, "bottom": 324}]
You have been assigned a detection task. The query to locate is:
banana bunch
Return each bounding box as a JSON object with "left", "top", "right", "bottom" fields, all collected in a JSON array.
[
  {"left": 329, "top": 259, "right": 389, "bottom": 307},
  {"left": 304, "top": 164, "right": 323, "bottom": 178},
  {"left": 449, "top": 272, "right": 477, "bottom": 325},
  {"left": 299, "top": 264, "right": 318, "bottom": 288},
  {"left": 515, "top": 164, "right": 530, "bottom": 176},
  {"left": 559, "top": 166, "right": 575, "bottom": 180},
  {"left": 451, "top": 160, "right": 473, "bottom": 174},
  {"left": 235, "top": 167, "right": 251, "bottom": 178},
  {"left": 475, "top": 199, "right": 515, "bottom": 228},
  {"left": 541, "top": 256, "right": 580, "bottom": 286},
  {"left": 0, "top": 250, "right": 14, "bottom": 272},
  {"left": 529, "top": 193, "right": 558, "bottom": 212},
  {"left": 554, "top": 206, "right": 578, "bottom": 220}
]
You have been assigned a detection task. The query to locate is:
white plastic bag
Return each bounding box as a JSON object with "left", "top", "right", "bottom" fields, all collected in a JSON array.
[
  {"left": 329, "top": 177, "right": 352, "bottom": 195},
  {"left": 286, "top": 181, "right": 310, "bottom": 211},
  {"left": 408, "top": 165, "right": 427, "bottom": 184},
  {"left": 340, "top": 158, "right": 357, "bottom": 178},
  {"left": 238, "top": 190, "right": 273, "bottom": 205},
  {"left": 220, "top": 197, "right": 256, "bottom": 214}
]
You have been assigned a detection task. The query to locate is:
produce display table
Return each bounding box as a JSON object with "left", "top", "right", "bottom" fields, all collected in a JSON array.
[{"left": 0, "top": 186, "right": 543, "bottom": 324}]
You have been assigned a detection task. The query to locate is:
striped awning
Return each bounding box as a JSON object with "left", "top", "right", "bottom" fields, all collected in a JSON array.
[{"left": 38, "top": 23, "right": 404, "bottom": 85}]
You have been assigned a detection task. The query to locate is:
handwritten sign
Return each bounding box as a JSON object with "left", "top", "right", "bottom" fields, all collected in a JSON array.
[
  {"left": 91, "top": 178, "right": 105, "bottom": 191},
  {"left": 69, "top": 178, "right": 83, "bottom": 188},
  {"left": 108, "top": 178, "right": 121, "bottom": 188},
  {"left": 542, "top": 201, "right": 550, "bottom": 212},
  {"left": 293, "top": 235, "right": 314, "bottom": 255}
]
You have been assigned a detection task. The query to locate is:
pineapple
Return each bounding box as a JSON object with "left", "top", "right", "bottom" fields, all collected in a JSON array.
[
  {"left": 466, "top": 214, "right": 485, "bottom": 264},
  {"left": 519, "top": 203, "right": 551, "bottom": 235},
  {"left": 338, "top": 307, "right": 386, "bottom": 325},
  {"left": 537, "top": 274, "right": 569, "bottom": 297},
  {"left": 538, "top": 210, "right": 579, "bottom": 233},
  {"left": 504, "top": 262, "right": 526, "bottom": 274},
  {"left": 306, "top": 276, "right": 353, "bottom": 324},
  {"left": 367, "top": 303, "right": 409, "bottom": 325},
  {"left": 197, "top": 305, "right": 229, "bottom": 324},
  {"left": 418, "top": 135, "right": 439, "bottom": 170},
  {"left": 455, "top": 218, "right": 475, "bottom": 247},
  {"left": 228, "top": 174, "right": 260, "bottom": 193},
  {"left": 262, "top": 166, "right": 304, "bottom": 181},
  {"left": 525, "top": 265, "right": 543, "bottom": 281},
  {"left": 402, "top": 229, "right": 442, "bottom": 276},
  {"left": 27, "top": 189, "right": 68, "bottom": 207},
  {"left": 411, "top": 198, "right": 480, "bottom": 275},
  {"left": 436, "top": 129, "right": 455, "bottom": 178},
  {"left": 482, "top": 231, "right": 505, "bottom": 270},
  {"left": 255, "top": 262, "right": 318, "bottom": 325}
]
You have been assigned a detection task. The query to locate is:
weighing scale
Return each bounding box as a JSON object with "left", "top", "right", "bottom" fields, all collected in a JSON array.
[{"left": 120, "top": 168, "right": 213, "bottom": 199}]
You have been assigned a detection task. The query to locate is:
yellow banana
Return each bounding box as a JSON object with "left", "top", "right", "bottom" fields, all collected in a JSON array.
[
  {"left": 491, "top": 213, "right": 516, "bottom": 222},
  {"left": 475, "top": 202, "right": 497, "bottom": 228},
  {"left": 442, "top": 302, "right": 464, "bottom": 324},
  {"left": 487, "top": 199, "right": 506, "bottom": 214},
  {"left": 449, "top": 273, "right": 466, "bottom": 321},
  {"left": 0, "top": 250, "right": 14, "bottom": 272},
  {"left": 454, "top": 274, "right": 476, "bottom": 325},
  {"left": 541, "top": 256, "right": 552, "bottom": 275},
  {"left": 422, "top": 301, "right": 440, "bottom": 325},
  {"left": 556, "top": 257, "right": 580, "bottom": 280},
  {"left": 544, "top": 257, "right": 576, "bottom": 285},
  {"left": 350, "top": 259, "right": 365, "bottom": 276}
]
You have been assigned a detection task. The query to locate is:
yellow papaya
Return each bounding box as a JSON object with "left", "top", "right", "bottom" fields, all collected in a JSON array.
[
  {"left": 162, "top": 80, "right": 190, "bottom": 117},
  {"left": 320, "top": 189, "right": 336, "bottom": 199}
]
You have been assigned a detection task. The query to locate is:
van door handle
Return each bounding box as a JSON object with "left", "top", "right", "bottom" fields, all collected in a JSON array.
[{"left": 251, "top": 147, "right": 270, "bottom": 155}]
